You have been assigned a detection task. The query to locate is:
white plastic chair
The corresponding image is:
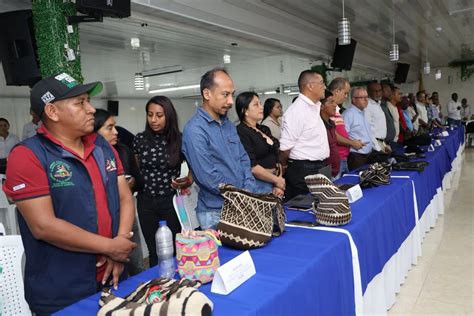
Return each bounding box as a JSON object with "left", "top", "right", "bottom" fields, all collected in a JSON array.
[
  {"left": 0, "top": 189, "right": 18, "bottom": 235},
  {"left": 0, "top": 223, "right": 5, "bottom": 235},
  {"left": 0, "top": 235, "right": 31, "bottom": 316}
]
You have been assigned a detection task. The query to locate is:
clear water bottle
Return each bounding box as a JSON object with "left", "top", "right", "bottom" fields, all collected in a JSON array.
[{"left": 155, "top": 220, "right": 175, "bottom": 278}]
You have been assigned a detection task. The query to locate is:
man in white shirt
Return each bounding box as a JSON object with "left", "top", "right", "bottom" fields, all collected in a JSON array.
[
  {"left": 22, "top": 108, "right": 42, "bottom": 140},
  {"left": 447, "top": 93, "right": 462, "bottom": 126},
  {"left": 415, "top": 91, "right": 429, "bottom": 131},
  {"left": 461, "top": 98, "right": 471, "bottom": 121},
  {"left": 0, "top": 117, "right": 20, "bottom": 159},
  {"left": 365, "top": 82, "right": 389, "bottom": 150},
  {"left": 280, "top": 70, "right": 329, "bottom": 200}
]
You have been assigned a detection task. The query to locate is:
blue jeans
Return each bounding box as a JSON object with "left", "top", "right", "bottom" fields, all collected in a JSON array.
[
  {"left": 336, "top": 159, "right": 348, "bottom": 179},
  {"left": 197, "top": 210, "right": 221, "bottom": 229}
]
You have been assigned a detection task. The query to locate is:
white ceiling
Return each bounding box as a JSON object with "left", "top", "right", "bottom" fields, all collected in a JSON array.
[{"left": 1, "top": 0, "right": 473, "bottom": 98}]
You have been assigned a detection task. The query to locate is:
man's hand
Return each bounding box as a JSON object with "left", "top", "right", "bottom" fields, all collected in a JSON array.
[
  {"left": 97, "top": 257, "right": 125, "bottom": 290},
  {"left": 350, "top": 139, "right": 366, "bottom": 150},
  {"left": 105, "top": 232, "right": 136, "bottom": 262},
  {"left": 273, "top": 176, "right": 286, "bottom": 191}
]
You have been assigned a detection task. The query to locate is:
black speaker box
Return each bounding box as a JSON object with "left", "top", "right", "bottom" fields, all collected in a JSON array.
[
  {"left": 107, "top": 100, "right": 119, "bottom": 116},
  {"left": 331, "top": 38, "right": 357, "bottom": 71},
  {"left": 76, "top": 0, "right": 131, "bottom": 18},
  {"left": 0, "top": 10, "right": 41, "bottom": 87},
  {"left": 394, "top": 63, "right": 410, "bottom": 84}
]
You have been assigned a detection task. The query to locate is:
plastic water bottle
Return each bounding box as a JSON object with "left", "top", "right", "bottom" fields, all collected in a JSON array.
[{"left": 155, "top": 220, "right": 175, "bottom": 278}]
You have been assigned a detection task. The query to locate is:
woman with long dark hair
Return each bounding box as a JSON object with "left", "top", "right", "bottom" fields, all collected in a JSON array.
[
  {"left": 261, "top": 98, "right": 283, "bottom": 140},
  {"left": 132, "top": 96, "right": 190, "bottom": 267},
  {"left": 235, "top": 92, "right": 285, "bottom": 198},
  {"left": 93, "top": 109, "right": 145, "bottom": 276}
]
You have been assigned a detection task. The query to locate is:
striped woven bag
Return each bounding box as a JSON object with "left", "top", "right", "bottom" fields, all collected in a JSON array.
[{"left": 304, "top": 174, "right": 352, "bottom": 226}]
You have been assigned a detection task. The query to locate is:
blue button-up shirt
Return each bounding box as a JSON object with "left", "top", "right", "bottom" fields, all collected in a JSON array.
[
  {"left": 182, "top": 107, "right": 256, "bottom": 213},
  {"left": 342, "top": 105, "right": 373, "bottom": 154},
  {"left": 403, "top": 109, "right": 414, "bottom": 131}
]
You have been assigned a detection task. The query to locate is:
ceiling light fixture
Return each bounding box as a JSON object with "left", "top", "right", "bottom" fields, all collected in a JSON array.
[
  {"left": 130, "top": 37, "right": 140, "bottom": 49},
  {"left": 134, "top": 73, "right": 144, "bottom": 90},
  {"left": 435, "top": 69, "right": 442, "bottom": 80},
  {"left": 338, "top": 0, "right": 351, "bottom": 45},
  {"left": 288, "top": 92, "right": 299, "bottom": 96},
  {"left": 423, "top": 42, "right": 430, "bottom": 74},
  {"left": 223, "top": 54, "right": 231, "bottom": 64},
  {"left": 264, "top": 90, "right": 277, "bottom": 95},
  {"left": 389, "top": 0, "right": 399, "bottom": 61},
  {"left": 148, "top": 84, "right": 200, "bottom": 94},
  {"left": 423, "top": 62, "right": 431, "bottom": 75}
]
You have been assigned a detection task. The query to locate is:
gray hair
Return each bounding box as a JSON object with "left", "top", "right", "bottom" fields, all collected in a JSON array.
[{"left": 350, "top": 86, "right": 367, "bottom": 99}]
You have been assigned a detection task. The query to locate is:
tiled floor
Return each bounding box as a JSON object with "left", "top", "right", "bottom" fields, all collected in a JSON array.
[{"left": 388, "top": 147, "right": 474, "bottom": 315}]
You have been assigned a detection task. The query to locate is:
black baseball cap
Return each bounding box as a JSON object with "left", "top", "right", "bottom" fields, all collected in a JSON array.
[{"left": 30, "top": 73, "right": 103, "bottom": 118}]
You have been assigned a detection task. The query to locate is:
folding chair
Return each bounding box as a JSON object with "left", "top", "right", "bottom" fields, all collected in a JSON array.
[{"left": 0, "top": 235, "right": 31, "bottom": 315}]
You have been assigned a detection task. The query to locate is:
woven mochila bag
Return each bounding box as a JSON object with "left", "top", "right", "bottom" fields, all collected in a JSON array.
[
  {"left": 216, "top": 184, "right": 285, "bottom": 250},
  {"left": 305, "top": 174, "right": 352, "bottom": 226}
]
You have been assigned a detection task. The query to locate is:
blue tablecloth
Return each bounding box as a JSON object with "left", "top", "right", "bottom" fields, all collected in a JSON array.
[
  {"left": 56, "top": 227, "right": 355, "bottom": 316},
  {"left": 288, "top": 177, "right": 415, "bottom": 293},
  {"left": 55, "top": 126, "right": 464, "bottom": 315}
]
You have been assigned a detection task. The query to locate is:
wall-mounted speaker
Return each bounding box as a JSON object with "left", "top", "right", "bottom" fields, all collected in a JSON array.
[
  {"left": 331, "top": 38, "right": 357, "bottom": 71},
  {"left": 394, "top": 63, "right": 410, "bottom": 84},
  {"left": 107, "top": 100, "right": 119, "bottom": 116},
  {"left": 0, "top": 10, "right": 41, "bottom": 86}
]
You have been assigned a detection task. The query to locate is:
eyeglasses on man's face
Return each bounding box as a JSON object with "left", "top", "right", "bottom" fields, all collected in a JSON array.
[{"left": 354, "top": 96, "right": 369, "bottom": 100}]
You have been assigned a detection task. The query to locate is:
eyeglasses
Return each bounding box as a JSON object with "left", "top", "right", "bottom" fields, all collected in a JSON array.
[{"left": 354, "top": 96, "right": 369, "bottom": 100}]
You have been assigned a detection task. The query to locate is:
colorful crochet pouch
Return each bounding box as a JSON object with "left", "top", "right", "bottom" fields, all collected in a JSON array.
[{"left": 175, "top": 230, "right": 221, "bottom": 284}]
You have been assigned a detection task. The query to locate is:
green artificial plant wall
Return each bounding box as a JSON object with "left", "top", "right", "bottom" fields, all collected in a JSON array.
[{"left": 32, "top": 0, "right": 83, "bottom": 82}]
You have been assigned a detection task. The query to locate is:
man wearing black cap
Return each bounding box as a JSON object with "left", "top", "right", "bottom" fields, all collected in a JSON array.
[{"left": 3, "top": 73, "right": 136, "bottom": 315}]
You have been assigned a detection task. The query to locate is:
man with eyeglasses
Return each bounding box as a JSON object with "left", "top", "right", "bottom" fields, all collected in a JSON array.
[
  {"left": 182, "top": 68, "right": 256, "bottom": 229},
  {"left": 343, "top": 87, "right": 374, "bottom": 170},
  {"left": 280, "top": 70, "right": 330, "bottom": 200}
]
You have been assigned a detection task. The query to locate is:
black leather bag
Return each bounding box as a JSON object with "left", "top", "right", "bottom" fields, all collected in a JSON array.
[{"left": 392, "top": 161, "right": 429, "bottom": 172}]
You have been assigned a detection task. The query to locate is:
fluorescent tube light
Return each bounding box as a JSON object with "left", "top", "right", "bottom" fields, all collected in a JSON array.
[
  {"left": 149, "top": 84, "right": 200, "bottom": 94},
  {"left": 142, "top": 65, "right": 183, "bottom": 77}
]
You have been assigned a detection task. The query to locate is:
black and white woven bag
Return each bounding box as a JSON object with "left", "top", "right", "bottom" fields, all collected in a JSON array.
[{"left": 304, "top": 174, "right": 352, "bottom": 226}]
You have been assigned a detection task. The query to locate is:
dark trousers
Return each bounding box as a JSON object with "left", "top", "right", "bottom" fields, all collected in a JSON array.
[
  {"left": 136, "top": 193, "right": 182, "bottom": 267},
  {"left": 348, "top": 152, "right": 369, "bottom": 171},
  {"left": 284, "top": 159, "right": 326, "bottom": 202}
]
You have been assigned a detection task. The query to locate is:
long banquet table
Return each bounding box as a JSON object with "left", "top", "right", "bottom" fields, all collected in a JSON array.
[{"left": 55, "top": 126, "right": 465, "bottom": 315}]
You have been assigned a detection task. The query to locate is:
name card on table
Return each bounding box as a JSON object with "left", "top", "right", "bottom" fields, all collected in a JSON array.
[
  {"left": 434, "top": 139, "right": 442, "bottom": 146},
  {"left": 441, "top": 130, "right": 449, "bottom": 137},
  {"left": 428, "top": 144, "right": 435, "bottom": 152},
  {"left": 211, "top": 250, "right": 256, "bottom": 295},
  {"left": 345, "top": 184, "right": 363, "bottom": 203}
]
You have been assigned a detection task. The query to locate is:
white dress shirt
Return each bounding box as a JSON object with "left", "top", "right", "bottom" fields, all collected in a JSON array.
[
  {"left": 22, "top": 121, "right": 41, "bottom": 140},
  {"left": 447, "top": 100, "right": 462, "bottom": 120},
  {"left": 364, "top": 98, "right": 387, "bottom": 140},
  {"left": 280, "top": 93, "right": 329, "bottom": 161},
  {"left": 416, "top": 102, "right": 428, "bottom": 124},
  {"left": 0, "top": 133, "right": 20, "bottom": 159}
]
